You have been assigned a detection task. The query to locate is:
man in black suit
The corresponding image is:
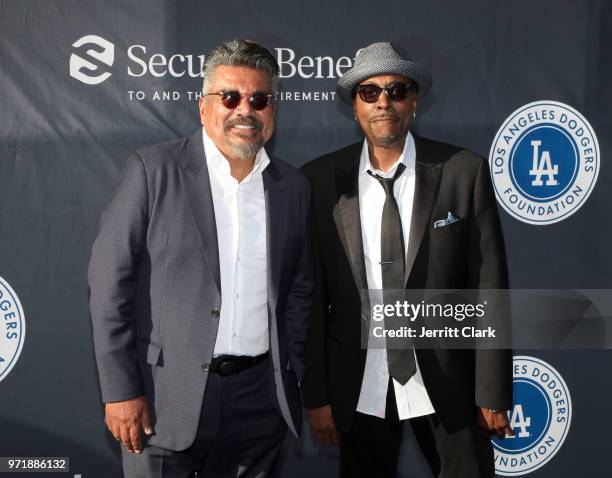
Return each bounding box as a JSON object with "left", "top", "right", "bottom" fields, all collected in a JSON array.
[{"left": 301, "top": 42, "right": 513, "bottom": 478}]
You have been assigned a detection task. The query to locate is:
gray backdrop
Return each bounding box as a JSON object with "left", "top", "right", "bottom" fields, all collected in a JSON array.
[{"left": 1, "top": 1, "right": 610, "bottom": 477}]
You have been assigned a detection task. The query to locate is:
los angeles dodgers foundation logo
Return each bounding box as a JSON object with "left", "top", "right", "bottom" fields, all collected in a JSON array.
[
  {"left": 492, "top": 356, "right": 572, "bottom": 475},
  {"left": 0, "top": 276, "right": 26, "bottom": 383},
  {"left": 489, "top": 101, "right": 599, "bottom": 225}
]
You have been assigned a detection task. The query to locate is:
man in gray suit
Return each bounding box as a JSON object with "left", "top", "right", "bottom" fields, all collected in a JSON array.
[{"left": 88, "top": 39, "right": 313, "bottom": 478}]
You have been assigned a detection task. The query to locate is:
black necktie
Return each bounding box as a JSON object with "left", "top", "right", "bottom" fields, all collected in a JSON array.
[{"left": 368, "top": 163, "right": 416, "bottom": 385}]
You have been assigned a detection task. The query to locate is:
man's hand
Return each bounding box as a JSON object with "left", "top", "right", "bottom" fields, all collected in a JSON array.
[
  {"left": 476, "top": 407, "right": 514, "bottom": 439},
  {"left": 308, "top": 405, "right": 340, "bottom": 447},
  {"left": 105, "top": 395, "right": 153, "bottom": 453}
]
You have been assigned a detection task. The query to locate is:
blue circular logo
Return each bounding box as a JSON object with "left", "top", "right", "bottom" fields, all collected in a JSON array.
[
  {"left": 510, "top": 124, "right": 578, "bottom": 202},
  {"left": 489, "top": 101, "right": 599, "bottom": 225},
  {"left": 493, "top": 356, "right": 572, "bottom": 476},
  {"left": 492, "top": 379, "right": 550, "bottom": 454}
]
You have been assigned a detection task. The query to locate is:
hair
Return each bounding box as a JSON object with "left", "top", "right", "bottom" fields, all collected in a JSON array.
[{"left": 201, "top": 39, "right": 279, "bottom": 94}]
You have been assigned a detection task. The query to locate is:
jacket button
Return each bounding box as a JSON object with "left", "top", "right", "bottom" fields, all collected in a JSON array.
[
  {"left": 202, "top": 363, "right": 210, "bottom": 373},
  {"left": 211, "top": 308, "right": 220, "bottom": 318}
]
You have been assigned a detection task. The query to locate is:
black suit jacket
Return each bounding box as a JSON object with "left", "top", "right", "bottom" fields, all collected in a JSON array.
[{"left": 301, "top": 134, "right": 512, "bottom": 433}]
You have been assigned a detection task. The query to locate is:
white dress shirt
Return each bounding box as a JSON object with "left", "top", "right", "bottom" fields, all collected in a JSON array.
[
  {"left": 356, "top": 131, "right": 435, "bottom": 420},
  {"left": 202, "top": 127, "right": 270, "bottom": 357}
]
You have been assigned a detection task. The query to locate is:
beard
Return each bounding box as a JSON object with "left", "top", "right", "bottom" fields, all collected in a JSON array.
[
  {"left": 374, "top": 131, "right": 403, "bottom": 146},
  {"left": 368, "top": 113, "right": 405, "bottom": 147},
  {"left": 224, "top": 115, "right": 265, "bottom": 161},
  {"left": 227, "top": 140, "right": 263, "bottom": 161}
]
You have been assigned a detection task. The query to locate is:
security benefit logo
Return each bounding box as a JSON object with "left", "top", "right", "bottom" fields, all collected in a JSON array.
[
  {"left": 70, "top": 35, "right": 115, "bottom": 85},
  {"left": 489, "top": 101, "right": 599, "bottom": 225},
  {"left": 492, "top": 356, "right": 571, "bottom": 476},
  {"left": 0, "top": 276, "right": 26, "bottom": 383}
]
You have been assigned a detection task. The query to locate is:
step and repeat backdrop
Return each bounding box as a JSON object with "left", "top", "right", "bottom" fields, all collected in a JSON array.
[{"left": 1, "top": 1, "right": 611, "bottom": 477}]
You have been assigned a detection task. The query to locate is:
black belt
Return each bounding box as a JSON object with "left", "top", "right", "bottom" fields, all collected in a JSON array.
[{"left": 210, "top": 352, "right": 269, "bottom": 376}]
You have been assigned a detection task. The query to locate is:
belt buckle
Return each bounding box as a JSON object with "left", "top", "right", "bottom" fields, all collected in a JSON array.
[{"left": 217, "top": 360, "right": 235, "bottom": 377}]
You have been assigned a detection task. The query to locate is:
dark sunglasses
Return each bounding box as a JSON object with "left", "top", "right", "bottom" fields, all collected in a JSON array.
[
  {"left": 353, "top": 82, "right": 416, "bottom": 103},
  {"left": 203, "top": 90, "right": 274, "bottom": 110}
]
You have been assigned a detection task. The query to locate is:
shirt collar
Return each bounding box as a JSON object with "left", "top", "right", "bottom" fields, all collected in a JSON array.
[
  {"left": 359, "top": 131, "right": 416, "bottom": 178},
  {"left": 202, "top": 126, "right": 270, "bottom": 182}
]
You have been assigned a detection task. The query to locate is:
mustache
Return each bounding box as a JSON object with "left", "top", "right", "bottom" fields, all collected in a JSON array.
[
  {"left": 224, "top": 116, "right": 263, "bottom": 131},
  {"left": 369, "top": 113, "right": 400, "bottom": 123}
]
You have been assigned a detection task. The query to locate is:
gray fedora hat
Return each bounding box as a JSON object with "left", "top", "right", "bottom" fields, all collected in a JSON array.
[{"left": 337, "top": 42, "right": 432, "bottom": 103}]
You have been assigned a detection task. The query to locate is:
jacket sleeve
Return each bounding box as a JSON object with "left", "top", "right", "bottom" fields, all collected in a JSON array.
[
  {"left": 300, "top": 168, "right": 331, "bottom": 408},
  {"left": 88, "top": 153, "right": 148, "bottom": 403},
  {"left": 468, "top": 157, "right": 513, "bottom": 411},
  {"left": 283, "top": 177, "right": 315, "bottom": 383}
]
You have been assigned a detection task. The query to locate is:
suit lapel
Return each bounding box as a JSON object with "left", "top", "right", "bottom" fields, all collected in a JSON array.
[
  {"left": 263, "top": 161, "right": 287, "bottom": 313},
  {"left": 333, "top": 158, "right": 368, "bottom": 292},
  {"left": 179, "top": 130, "right": 221, "bottom": 294},
  {"left": 405, "top": 135, "right": 443, "bottom": 284}
]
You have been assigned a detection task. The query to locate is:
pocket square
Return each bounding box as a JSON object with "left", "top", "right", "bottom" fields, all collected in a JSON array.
[{"left": 433, "top": 211, "right": 460, "bottom": 229}]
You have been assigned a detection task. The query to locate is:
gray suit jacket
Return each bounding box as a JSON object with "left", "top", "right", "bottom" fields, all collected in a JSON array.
[{"left": 88, "top": 130, "right": 313, "bottom": 451}]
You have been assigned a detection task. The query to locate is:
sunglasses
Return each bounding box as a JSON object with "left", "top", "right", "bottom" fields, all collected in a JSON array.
[
  {"left": 204, "top": 90, "right": 274, "bottom": 111},
  {"left": 353, "top": 82, "right": 416, "bottom": 103}
]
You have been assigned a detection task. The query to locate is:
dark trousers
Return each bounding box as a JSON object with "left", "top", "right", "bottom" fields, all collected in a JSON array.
[
  {"left": 122, "top": 357, "right": 287, "bottom": 478},
  {"left": 340, "top": 380, "right": 495, "bottom": 478}
]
